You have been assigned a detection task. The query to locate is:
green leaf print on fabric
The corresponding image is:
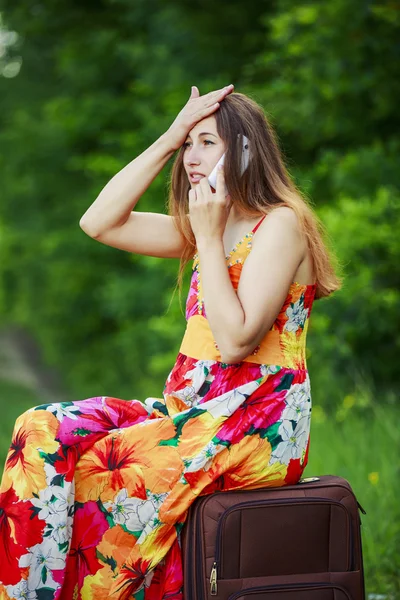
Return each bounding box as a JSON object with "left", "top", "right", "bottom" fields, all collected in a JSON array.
[
  {"left": 50, "top": 474, "right": 65, "bottom": 487},
  {"left": 58, "top": 541, "right": 69, "bottom": 553},
  {"left": 37, "top": 589, "right": 56, "bottom": 600},
  {"left": 98, "top": 499, "right": 116, "bottom": 528},
  {"left": 263, "top": 421, "right": 283, "bottom": 450},
  {"left": 275, "top": 373, "right": 295, "bottom": 392},
  {"left": 197, "top": 379, "right": 212, "bottom": 397},
  {"left": 135, "top": 588, "right": 145, "bottom": 600},
  {"left": 246, "top": 421, "right": 283, "bottom": 451},
  {"left": 96, "top": 550, "right": 118, "bottom": 573},
  {"left": 121, "top": 525, "right": 143, "bottom": 539},
  {"left": 212, "top": 436, "right": 231, "bottom": 449},
  {"left": 159, "top": 407, "right": 207, "bottom": 447},
  {"left": 151, "top": 401, "right": 169, "bottom": 416},
  {"left": 175, "top": 521, "right": 185, "bottom": 535},
  {"left": 71, "top": 427, "right": 92, "bottom": 437},
  {"left": 29, "top": 505, "right": 42, "bottom": 519}
]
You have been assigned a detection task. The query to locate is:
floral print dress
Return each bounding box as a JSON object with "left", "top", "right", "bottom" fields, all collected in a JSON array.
[{"left": 0, "top": 215, "right": 317, "bottom": 600}]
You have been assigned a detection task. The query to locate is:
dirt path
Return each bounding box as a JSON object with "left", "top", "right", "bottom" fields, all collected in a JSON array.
[{"left": 0, "top": 325, "right": 69, "bottom": 403}]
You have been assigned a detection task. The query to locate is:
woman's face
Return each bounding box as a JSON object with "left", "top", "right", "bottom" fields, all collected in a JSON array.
[{"left": 182, "top": 116, "right": 226, "bottom": 188}]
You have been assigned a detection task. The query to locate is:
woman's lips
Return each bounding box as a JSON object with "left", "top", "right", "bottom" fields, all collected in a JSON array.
[{"left": 189, "top": 173, "right": 206, "bottom": 182}]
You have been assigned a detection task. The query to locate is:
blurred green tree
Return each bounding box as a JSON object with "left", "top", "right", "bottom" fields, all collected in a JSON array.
[
  {"left": 0, "top": 0, "right": 398, "bottom": 409},
  {"left": 245, "top": 0, "right": 400, "bottom": 406},
  {"left": 0, "top": 0, "right": 274, "bottom": 400}
]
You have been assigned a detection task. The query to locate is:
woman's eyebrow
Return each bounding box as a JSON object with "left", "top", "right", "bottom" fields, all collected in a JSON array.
[{"left": 186, "top": 132, "right": 218, "bottom": 139}]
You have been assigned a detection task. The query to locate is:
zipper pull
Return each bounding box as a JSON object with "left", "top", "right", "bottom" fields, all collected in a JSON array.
[
  {"left": 357, "top": 500, "right": 367, "bottom": 515},
  {"left": 210, "top": 561, "right": 218, "bottom": 595}
]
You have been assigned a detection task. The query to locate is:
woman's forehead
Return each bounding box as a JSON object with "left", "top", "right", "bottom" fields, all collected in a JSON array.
[{"left": 188, "top": 116, "right": 218, "bottom": 137}]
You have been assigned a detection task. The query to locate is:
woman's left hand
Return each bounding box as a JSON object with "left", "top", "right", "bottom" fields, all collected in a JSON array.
[{"left": 188, "top": 166, "right": 233, "bottom": 246}]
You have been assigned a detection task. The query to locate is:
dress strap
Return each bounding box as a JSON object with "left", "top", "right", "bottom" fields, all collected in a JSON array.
[{"left": 251, "top": 215, "right": 267, "bottom": 234}]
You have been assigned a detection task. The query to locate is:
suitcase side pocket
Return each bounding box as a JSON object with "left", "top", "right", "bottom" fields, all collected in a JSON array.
[
  {"left": 227, "top": 581, "right": 353, "bottom": 600},
  {"left": 209, "top": 497, "right": 353, "bottom": 596}
]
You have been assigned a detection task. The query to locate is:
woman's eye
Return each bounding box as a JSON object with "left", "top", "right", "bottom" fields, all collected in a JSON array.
[{"left": 182, "top": 140, "right": 214, "bottom": 148}]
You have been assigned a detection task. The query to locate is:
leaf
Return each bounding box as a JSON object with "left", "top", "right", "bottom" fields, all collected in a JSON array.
[
  {"left": 96, "top": 550, "right": 117, "bottom": 572},
  {"left": 37, "top": 589, "right": 55, "bottom": 600},
  {"left": 247, "top": 421, "right": 282, "bottom": 450},
  {"left": 41, "top": 565, "right": 47, "bottom": 584},
  {"left": 275, "top": 373, "right": 295, "bottom": 392},
  {"left": 58, "top": 541, "right": 69, "bottom": 553},
  {"left": 151, "top": 401, "right": 169, "bottom": 416},
  {"left": 29, "top": 505, "right": 42, "bottom": 520},
  {"left": 159, "top": 407, "right": 207, "bottom": 446},
  {"left": 71, "top": 427, "right": 92, "bottom": 437},
  {"left": 50, "top": 474, "right": 65, "bottom": 487}
]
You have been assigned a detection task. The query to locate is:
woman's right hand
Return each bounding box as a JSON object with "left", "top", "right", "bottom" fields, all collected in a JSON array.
[{"left": 166, "top": 84, "right": 234, "bottom": 151}]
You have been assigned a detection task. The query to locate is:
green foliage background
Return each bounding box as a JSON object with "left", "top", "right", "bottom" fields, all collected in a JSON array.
[{"left": 0, "top": 0, "right": 399, "bottom": 596}]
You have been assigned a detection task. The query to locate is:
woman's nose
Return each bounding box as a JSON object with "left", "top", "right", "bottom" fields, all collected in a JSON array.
[{"left": 186, "top": 147, "right": 201, "bottom": 165}]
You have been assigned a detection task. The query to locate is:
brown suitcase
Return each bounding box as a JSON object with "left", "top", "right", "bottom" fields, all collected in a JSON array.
[{"left": 181, "top": 474, "right": 366, "bottom": 600}]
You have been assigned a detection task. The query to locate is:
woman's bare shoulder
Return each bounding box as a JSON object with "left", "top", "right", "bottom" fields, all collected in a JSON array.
[{"left": 264, "top": 205, "right": 300, "bottom": 228}]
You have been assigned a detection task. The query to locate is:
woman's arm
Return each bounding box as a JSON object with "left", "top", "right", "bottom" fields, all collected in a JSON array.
[
  {"left": 197, "top": 207, "right": 306, "bottom": 363},
  {"left": 79, "top": 131, "right": 177, "bottom": 238},
  {"left": 78, "top": 86, "right": 235, "bottom": 258}
]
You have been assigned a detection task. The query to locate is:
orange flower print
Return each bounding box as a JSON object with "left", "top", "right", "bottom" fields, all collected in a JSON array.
[
  {"left": 209, "top": 433, "right": 286, "bottom": 491},
  {"left": 97, "top": 524, "right": 137, "bottom": 570},
  {"left": 109, "top": 552, "right": 154, "bottom": 599},
  {"left": 1, "top": 409, "right": 59, "bottom": 499},
  {"left": 75, "top": 418, "right": 182, "bottom": 503},
  {"left": 75, "top": 433, "right": 148, "bottom": 504},
  {"left": 80, "top": 565, "right": 115, "bottom": 600}
]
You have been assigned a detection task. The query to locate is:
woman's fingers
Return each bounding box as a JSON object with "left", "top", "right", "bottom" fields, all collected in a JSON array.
[
  {"left": 192, "top": 84, "right": 234, "bottom": 119},
  {"left": 197, "top": 102, "right": 219, "bottom": 117},
  {"left": 166, "top": 84, "right": 234, "bottom": 150},
  {"left": 206, "top": 84, "right": 234, "bottom": 103},
  {"left": 199, "top": 84, "right": 233, "bottom": 103}
]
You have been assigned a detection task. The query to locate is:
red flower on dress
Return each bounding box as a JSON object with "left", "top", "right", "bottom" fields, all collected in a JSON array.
[
  {"left": 284, "top": 431, "right": 310, "bottom": 484},
  {"left": 272, "top": 293, "right": 293, "bottom": 334},
  {"left": 216, "top": 373, "right": 288, "bottom": 444},
  {"left": 145, "top": 538, "right": 183, "bottom": 600},
  {"left": 164, "top": 354, "right": 198, "bottom": 396},
  {"left": 303, "top": 286, "right": 316, "bottom": 312},
  {"left": 109, "top": 555, "right": 154, "bottom": 600},
  {"left": 201, "top": 362, "right": 261, "bottom": 403},
  {"left": 82, "top": 397, "right": 149, "bottom": 430},
  {"left": 57, "top": 397, "right": 149, "bottom": 445},
  {"left": 185, "top": 273, "right": 199, "bottom": 319},
  {"left": 0, "top": 486, "right": 43, "bottom": 585},
  {"left": 59, "top": 501, "right": 108, "bottom": 599},
  {"left": 284, "top": 458, "right": 303, "bottom": 485},
  {"left": 45, "top": 444, "right": 79, "bottom": 484}
]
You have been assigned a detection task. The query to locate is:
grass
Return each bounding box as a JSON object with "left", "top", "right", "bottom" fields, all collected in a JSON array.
[
  {"left": 304, "top": 399, "right": 400, "bottom": 598},
  {"left": 0, "top": 379, "right": 399, "bottom": 597}
]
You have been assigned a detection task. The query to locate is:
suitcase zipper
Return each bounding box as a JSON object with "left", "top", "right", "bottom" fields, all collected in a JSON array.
[
  {"left": 300, "top": 480, "right": 367, "bottom": 517},
  {"left": 209, "top": 497, "right": 353, "bottom": 596},
  {"left": 210, "top": 561, "right": 217, "bottom": 595},
  {"left": 357, "top": 500, "right": 367, "bottom": 515},
  {"left": 226, "top": 581, "right": 353, "bottom": 600}
]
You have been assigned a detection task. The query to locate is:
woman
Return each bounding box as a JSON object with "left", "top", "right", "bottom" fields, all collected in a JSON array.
[{"left": 0, "top": 85, "right": 341, "bottom": 599}]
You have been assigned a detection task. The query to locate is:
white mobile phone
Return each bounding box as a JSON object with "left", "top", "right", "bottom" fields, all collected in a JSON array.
[{"left": 208, "top": 134, "right": 250, "bottom": 196}]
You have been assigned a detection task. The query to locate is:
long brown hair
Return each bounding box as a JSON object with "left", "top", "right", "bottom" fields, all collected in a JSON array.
[{"left": 166, "top": 92, "right": 342, "bottom": 303}]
